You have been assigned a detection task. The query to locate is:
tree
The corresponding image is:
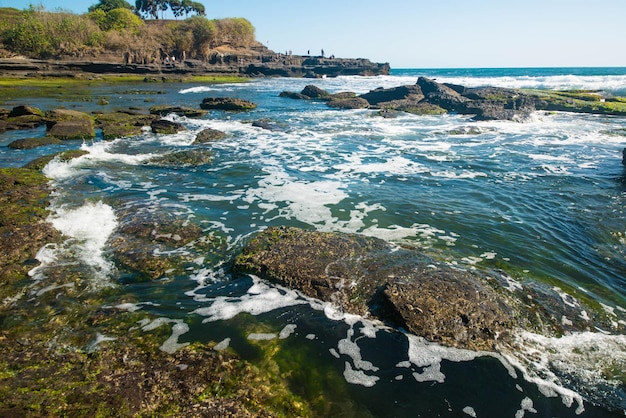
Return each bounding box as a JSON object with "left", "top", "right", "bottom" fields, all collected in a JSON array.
[
  {"left": 89, "top": 7, "right": 142, "bottom": 31},
  {"left": 135, "top": 0, "right": 161, "bottom": 19},
  {"left": 88, "top": 0, "right": 133, "bottom": 13}
]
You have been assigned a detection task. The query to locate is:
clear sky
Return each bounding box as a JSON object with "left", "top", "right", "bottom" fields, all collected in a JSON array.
[{"left": 1, "top": 0, "right": 625, "bottom": 68}]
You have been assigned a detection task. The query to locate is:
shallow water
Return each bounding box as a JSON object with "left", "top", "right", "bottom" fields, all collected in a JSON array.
[{"left": 1, "top": 68, "right": 626, "bottom": 416}]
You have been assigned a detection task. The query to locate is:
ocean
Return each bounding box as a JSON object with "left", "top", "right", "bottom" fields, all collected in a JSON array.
[{"left": 1, "top": 67, "right": 625, "bottom": 416}]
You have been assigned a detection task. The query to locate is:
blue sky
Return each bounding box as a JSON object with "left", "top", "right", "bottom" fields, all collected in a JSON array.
[{"left": 1, "top": 0, "right": 625, "bottom": 68}]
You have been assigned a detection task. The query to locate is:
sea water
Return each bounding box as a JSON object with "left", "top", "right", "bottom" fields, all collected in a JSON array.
[{"left": 1, "top": 67, "right": 626, "bottom": 416}]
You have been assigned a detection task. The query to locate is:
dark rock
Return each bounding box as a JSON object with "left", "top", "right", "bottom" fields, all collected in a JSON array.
[
  {"left": 9, "top": 105, "right": 44, "bottom": 118},
  {"left": 147, "top": 149, "right": 212, "bottom": 167},
  {"left": 327, "top": 97, "right": 369, "bottom": 109},
  {"left": 5, "top": 114, "right": 47, "bottom": 130},
  {"left": 416, "top": 77, "right": 469, "bottom": 113},
  {"left": 251, "top": 119, "right": 284, "bottom": 131},
  {"left": 193, "top": 128, "right": 227, "bottom": 143},
  {"left": 149, "top": 105, "right": 207, "bottom": 118},
  {"left": 301, "top": 85, "right": 331, "bottom": 99},
  {"left": 279, "top": 91, "right": 309, "bottom": 100},
  {"left": 200, "top": 97, "right": 257, "bottom": 111},
  {"left": 232, "top": 226, "right": 512, "bottom": 350},
  {"left": 151, "top": 119, "right": 186, "bottom": 134},
  {"left": 233, "top": 227, "right": 624, "bottom": 352},
  {"left": 8, "top": 137, "right": 63, "bottom": 150},
  {"left": 360, "top": 85, "right": 424, "bottom": 105}
]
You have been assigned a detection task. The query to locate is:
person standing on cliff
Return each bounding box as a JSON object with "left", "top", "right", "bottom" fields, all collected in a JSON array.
[{"left": 321, "top": 49, "right": 324, "bottom": 57}]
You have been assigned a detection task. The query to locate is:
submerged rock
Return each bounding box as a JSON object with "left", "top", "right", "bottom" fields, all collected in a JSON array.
[
  {"left": 95, "top": 110, "right": 155, "bottom": 140},
  {"left": 233, "top": 227, "right": 625, "bottom": 352},
  {"left": 149, "top": 105, "right": 207, "bottom": 118},
  {"left": 147, "top": 149, "right": 212, "bottom": 168},
  {"left": 233, "top": 226, "right": 513, "bottom": 351}
]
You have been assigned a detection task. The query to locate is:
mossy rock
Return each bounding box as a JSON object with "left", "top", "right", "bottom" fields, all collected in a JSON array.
[
  {"left": 147, "top": 149, "right": 212, "bottom": 167},
  {"left": 47, "top": 119, "right": 95, "bottom": 139},
  {"left": 193, "top": 128, "right": 227, "bottom": 143},
  {"left": 149, "top": 105, "right": 207, "bottom": 118},
  {"left": 23, "top": 150, "right": 89, "bottom": 171},
  {"left": 200, "top": 97, "right": 257, "bottom": 111},
  {"left": 45, "top": 108, "right": 92, "bottom": 122},
  {"left": 7, "top": 137, "right": 63, "bottom": 150},
  {"left": 327, "top": 97, "right": 369, "bottom": 109},
  {"left": 151, "top": 119, "right": 186, "bottom": 134},
  {"left": 95, "top": 111, "right": 155, "bottom": 140},
  {"left": 9, "top": 105, "right": 44, "bottom": 118}
]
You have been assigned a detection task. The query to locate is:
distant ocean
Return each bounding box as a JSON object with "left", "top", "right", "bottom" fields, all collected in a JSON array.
[{"left": 1, "top": 67, "right": 625, "bottom": 416}]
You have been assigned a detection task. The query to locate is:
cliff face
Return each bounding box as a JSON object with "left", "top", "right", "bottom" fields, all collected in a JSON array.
[{"left": 0, "top": 52, "right": 389, "bottom": 78}]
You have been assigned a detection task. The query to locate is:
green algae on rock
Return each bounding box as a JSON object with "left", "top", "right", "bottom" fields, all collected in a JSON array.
[{"left": 233, "top": 226, "right": 626, "bottom": 352}]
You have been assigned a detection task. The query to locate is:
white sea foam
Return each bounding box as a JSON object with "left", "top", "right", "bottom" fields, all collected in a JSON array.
[
  {"left": 47, "top": 201, "right": 118, "bottom": 280},
  {"left": 140, "top": 317, "right": 190, "bottom": 354},
  {"left": 214, "top": 338, "right": 231, "bottom": 351}
]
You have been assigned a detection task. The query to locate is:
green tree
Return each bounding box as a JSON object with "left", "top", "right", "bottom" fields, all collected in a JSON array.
[
  {"left": 88, "top": 0, "right": 133, "bottom": 13},
  {"left": 89, "top": 7, "right": 142, "bottom": 32}
]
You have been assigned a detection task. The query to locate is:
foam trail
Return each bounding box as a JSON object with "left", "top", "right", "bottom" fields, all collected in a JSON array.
[{"left": 48, "top": 201, "right": 118, "bottom": 279}]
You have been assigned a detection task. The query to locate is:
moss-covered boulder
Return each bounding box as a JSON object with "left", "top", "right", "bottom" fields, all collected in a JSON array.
[
  {"left": 9, "top": 105, "right": 44, "bottom": 118},
  {"left": 95, "top": 110, "right": 155, "bottom": 140},
  {"left": 327, "top": 97, "right": 369, "bottom": 109},
  {"left": 234, "top": 226, "right": 625, "bottom": 351},
  {"left": 0, "top": 167, "right": 61, "bottom": 285},
  {"left": 7, "top": 137, "right": 63, "bottom": 149},
  {"left": 200, "top": 97, "right": 257, "bottom": 111},
  {"left": 47, "top": 119, "right": 95, "bottom": 139},
  {"left": 193, "top": 128, "right": 227, "bottom": 143},
  {"left": 22, "top": 150, "right": 89, "bottom": 171},
  {"left": 149, "top": 105, "right": 207, "bottom": 118},
  {"left": 147, "top": 149, "right": 212, "bottom": 168},
  {"left": 151, "top": 118, "right": 186, "bottom": 134}
]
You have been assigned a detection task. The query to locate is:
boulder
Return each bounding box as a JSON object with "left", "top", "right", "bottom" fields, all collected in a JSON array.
[
  {"left": 47, "top": 119, "right": 95, "bottom": 139},
  {"left": 193, "top": 128, "right": 227, "bottom": 143},
  {"left": 416, "top": 77, "right": 469, "bottom": 113},
  {"left": 360, "top": 85, "right": 424, "bottom": 105},
  {"left": 149, "top": 105, "right": 207, "bottom": 118},
  {"left": 327, "top": 97, "right": 369, "bottom": 109},
  {"left": 279, "top": 91, "right": 309, "bottom": 100},
  {"left": 45, "top": 109, "right": 92, "bottom": 123},
  {"left": 95, "top": 111, "right": 155, "bottom": 140},
  {"left": 8, "top": 137, "right": 62, "bottom": 150},
  {"left": 232, "top": 226, "right": 512, "bottom": 351},
  {"left": 301, "top": 84, "right": 331, "bottom": 99},
  {"left": 200, "top": 97, "right": 257, "bottom": 111},
  {"left": 233, "top": 226, "right": 624, "bottom": 351},
  {"left": 151, "top": 119, "right": 186, "bottom": 134},
  {"left": 147, "top": 149, "right": 212, "bottom": 167},
  {"left": 9, "top": 105, "right": 44, "bottom": 118}
]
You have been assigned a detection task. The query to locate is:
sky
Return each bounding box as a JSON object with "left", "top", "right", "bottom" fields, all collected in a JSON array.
[{"left": 1, "top": 0, "right": 625, "bottom": 68}]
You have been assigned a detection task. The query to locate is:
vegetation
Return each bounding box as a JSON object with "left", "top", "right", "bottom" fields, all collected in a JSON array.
[{"left": 0, "top": 6, "right": 257, "bottom": 61}]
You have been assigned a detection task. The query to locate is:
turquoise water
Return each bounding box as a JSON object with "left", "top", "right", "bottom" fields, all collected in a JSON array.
[{"left": 1, "top": 68, "right": 626, "bottom": 416}]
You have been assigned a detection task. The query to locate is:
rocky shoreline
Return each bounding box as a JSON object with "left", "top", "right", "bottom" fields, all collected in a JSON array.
[
  {"left": 0, "top": 54, "right": 390, "bottom": 79},
  {"left": 1, "top": 76, "right": 626, "bottom": 414}
]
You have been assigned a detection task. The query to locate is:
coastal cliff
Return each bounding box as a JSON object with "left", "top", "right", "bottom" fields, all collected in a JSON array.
[{"left": 0, "top": 54, "right": 389, "bottom": 78}]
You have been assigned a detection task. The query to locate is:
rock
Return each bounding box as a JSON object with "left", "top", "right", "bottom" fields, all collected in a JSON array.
[
  {"left": 416, "top": 77, "right": 469, "bottom": 113},
  {"left": 301, "top": 85, "right": 331, "bottom": 99},
  {"left": 47, "top": 119, "right": 95, "bottom": 139},
  {"left": 8, "top": 137, "right": 62, "bottom": 150},
  {"left": 233, "top": 227, "right": 624, "bottom": 351},
  {"left": 151, "top": 118, "right": 186, "bottom": 134},
  {"left": 9, "top": 105, "right": 44, "bottom": 118},
  {"left": 147, "top": 149, "right": 212, "bottom": 167},
  {"left": 149, "top": 105, "right": 207, "bottom": 118},
  {"left": 251, "top": 119, "right": 284, "bottom": 131},
  {"left": 232, "top": 226, "right": 512, "bottom": 350},
  {"left": 95, "top": 111, "right": 155, "bottom": 140},
  {"left": 200, "top": 97, "right": 257, "bottom": 111},
  {"left": 0, "top": 167, "right": 61, "bottom": 282},
  {"left": 327, "top": 97, "right": 369, "bottom": 109},
  {"left": 360, "top": 85, "right": 424, "bottom": 105},
  {"left": 45, "top": 108, "right": 92, "bottom": 123},
  {"left": 23, "top": 150, "right": 89, "bottom": 171},
  {"left": 279, "top": 91, "right": 309, "bottom": 100},
  {"left": 193, "top": 128, "right": 227, "bottom": 143}
]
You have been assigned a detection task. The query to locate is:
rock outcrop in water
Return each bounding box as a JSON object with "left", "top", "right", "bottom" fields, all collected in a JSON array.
[
  {"left": 233, "top": 226, "right": 626, "bottom": 351},
  {"left": 281, "top": 77, "right": 626, "bottom": 120}
]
